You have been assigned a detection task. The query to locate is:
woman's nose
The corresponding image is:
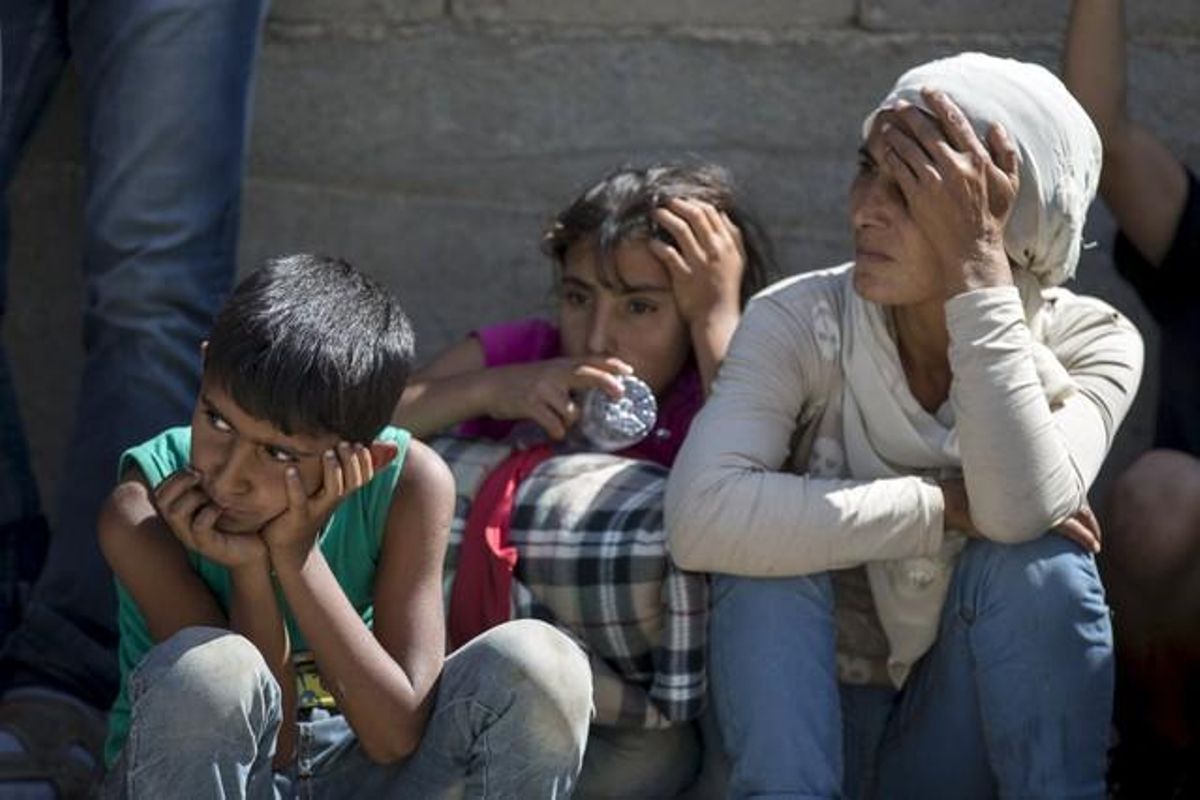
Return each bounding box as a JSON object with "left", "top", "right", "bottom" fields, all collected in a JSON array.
[
  {"left": 853, "top": 174, "right": 899, "bottom": 230},
  {"left": 586, "top": 306, "right": 614, "bottom": 356}
]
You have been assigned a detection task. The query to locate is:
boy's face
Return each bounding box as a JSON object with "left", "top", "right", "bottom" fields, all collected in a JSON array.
[
  {"left": 557, "top": 238, "right": 691, "bottom": 397},
  {"left": 188, "top": 379, "right": 341, "bottom": 534}
]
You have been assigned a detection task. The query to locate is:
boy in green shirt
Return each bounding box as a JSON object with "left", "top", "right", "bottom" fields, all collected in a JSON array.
[{"left": 97, "top": 254, "right": 592, "bottom": 798}]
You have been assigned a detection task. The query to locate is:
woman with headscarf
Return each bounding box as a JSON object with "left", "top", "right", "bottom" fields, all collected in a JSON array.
[{"left": 666, "top": 52, "right": 1144, "bottom": 799}]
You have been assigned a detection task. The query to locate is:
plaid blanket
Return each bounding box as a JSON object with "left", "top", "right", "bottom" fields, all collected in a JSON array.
[{"left": 430, "top": 436, "right": 708, "bottom": 729}]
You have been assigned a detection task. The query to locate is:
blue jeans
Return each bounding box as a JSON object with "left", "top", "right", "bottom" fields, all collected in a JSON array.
[
  {"left": 0, "top": 0, "right": 268, "bottom": 707},
  {"left": 710, "top": 536, "right": 1114, "bottom": 800},
  {"left": 101, "top": 620, "right": 594, "bottom": 799}
]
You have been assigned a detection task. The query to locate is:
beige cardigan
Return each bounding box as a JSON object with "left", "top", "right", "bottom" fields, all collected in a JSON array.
[{"left": 665, "top": 264, "right": 1143, "bottom": 685}]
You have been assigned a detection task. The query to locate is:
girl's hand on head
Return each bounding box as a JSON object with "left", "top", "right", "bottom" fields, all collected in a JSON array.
[
  {"left": 880, "top": 89, "right": 1020, "bottom": 295},
  {"left": 262, "top": 441, "right": 393, "bottom": 573},
  {"left": 649, "top": 198, "right": 745, "bottom": 327},
  {"left": 486, "top": 356, "right": 632, "bottom": 441},
  {"left": 152, "top": 468, "right": 269, "bottom": 569}
]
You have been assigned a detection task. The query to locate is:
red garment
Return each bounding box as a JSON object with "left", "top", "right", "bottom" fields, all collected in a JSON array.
[{"left": 447, "top": 444, "right": 554, "bottom": 649}]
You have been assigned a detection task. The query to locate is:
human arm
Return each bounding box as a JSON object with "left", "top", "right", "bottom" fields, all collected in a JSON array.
[
  {"left": 947, "top": 287, "right": 1143, "bottom": 542},
  {"left": 649, "top": 198, "right": 746, "bottom": 393},
  {"left": 883, "top": 90, "right": 1145, "bottom": 541},
  {"left": 98, "top": 470, "right": 229, "bottom": 640},
  {"left": 267, "top": 439, "right": 455, "bottom": 763},
  {"left": 393, "top": 335, "right": 631, "bottom": 440},
  {"left": 101, "top": 467, "right": 298, "bottom": 764},
  {"left": 666, "top": 280, "right": 947, "bottom": 575},
  {"left": 226, "top": 557, "right": 296, "bottom": 766},
  {"left": 1063, "top": 0, "right": 1187, "bottom": 266}
]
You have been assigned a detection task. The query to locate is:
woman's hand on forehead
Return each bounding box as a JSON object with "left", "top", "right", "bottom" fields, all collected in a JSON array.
[{"left": 877, "top": 88, "right": 1020, "bottom": 295}]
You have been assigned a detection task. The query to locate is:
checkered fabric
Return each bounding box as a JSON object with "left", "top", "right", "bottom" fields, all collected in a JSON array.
[{"left": 430, "top": 436, "right": 708, "bottom": 728}]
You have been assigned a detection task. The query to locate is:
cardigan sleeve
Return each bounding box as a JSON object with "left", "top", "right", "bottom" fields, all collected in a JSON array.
[
  {"left": 946, "top": 286, "right": 1144, "bottom": 542},
  {"left": 666, "top": 277, "right": 945, "bottom": 576}
]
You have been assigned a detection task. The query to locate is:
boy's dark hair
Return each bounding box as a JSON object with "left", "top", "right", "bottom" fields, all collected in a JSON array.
[
  {"left": 204, "top": 254, "right": 414, "bottom": 443},
  {"left": 542, "top": 163, "right": 775, "bottom": 306}
]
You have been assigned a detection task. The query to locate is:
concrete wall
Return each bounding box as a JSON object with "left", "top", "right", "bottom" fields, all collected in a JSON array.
[{"left": 7, "top": 0, "right": 1199, "bottom": 520}]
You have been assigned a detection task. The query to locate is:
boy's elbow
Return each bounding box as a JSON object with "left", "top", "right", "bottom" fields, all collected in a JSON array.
[
  {"left": 358, "top": 724, "right": 421, "bottom": 765},
  {"left": 97, "top": 482, "right": 148, "bottom": 565},
  {"left": 359, "top": 739, "right": 410, "bottom": 766}
]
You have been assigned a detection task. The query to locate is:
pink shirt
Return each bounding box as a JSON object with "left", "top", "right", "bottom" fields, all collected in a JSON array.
[{"left": 457, "top": 318, "right": 702, "bottom": 467}]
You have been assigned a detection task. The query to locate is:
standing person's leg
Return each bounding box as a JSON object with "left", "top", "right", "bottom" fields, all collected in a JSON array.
[
  {"left": 1103, "top": 449, "right": 1200, "bottom": 797},
  {"left": 873, "top": 535, "right": 1112, "bottom": 800},
  {"left": 708, "top": 573, "right": 843, "bottom": 799},
  {"left": 1, "top": 0, "right": 270, "bottom": 709},
  {"left": 0, "top": 0, "right": 69, "bottom": 642},
  {"left": 304, "top": 619, "right": 594, "bottom": 799}
]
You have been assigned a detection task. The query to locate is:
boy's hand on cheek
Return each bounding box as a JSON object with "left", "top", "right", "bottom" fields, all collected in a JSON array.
[
  {"left": 153, "top": 468, "right": 269, "bottom": 569},
  {"left": 263, "top": 442, "right": 384, "bottom": 573}
]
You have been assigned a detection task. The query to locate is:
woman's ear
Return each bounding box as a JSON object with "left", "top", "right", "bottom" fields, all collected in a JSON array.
[{"left": 369, "top": 441, "right": 400, "bottom": 471}]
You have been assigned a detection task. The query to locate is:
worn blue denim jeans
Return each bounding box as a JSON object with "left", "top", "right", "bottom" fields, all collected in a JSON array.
[
  {"left": 0, "top": 0, "right": 268, "bottom": 707},
  {"left": 101, "top": 620, "right": 594, "bottom": 799},
  {"left": 710, "top": 535, "right": 1114, "bottom": 800}
]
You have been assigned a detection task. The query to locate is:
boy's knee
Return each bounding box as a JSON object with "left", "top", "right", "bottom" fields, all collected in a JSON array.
[
  {"left": 133, "top": 627, "right": 278, "bottom": 722},
  {"left": 462, "top": 620, "right": 593, "bottom": 741}
]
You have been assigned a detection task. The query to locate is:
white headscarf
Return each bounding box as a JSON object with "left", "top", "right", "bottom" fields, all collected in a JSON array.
[{"left": 862, "top": 51, "right": 1102, "bottom": 287}]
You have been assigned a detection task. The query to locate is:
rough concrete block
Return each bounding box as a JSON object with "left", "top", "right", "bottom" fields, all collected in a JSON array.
[
  {"left": 860, "top": 0, "right": 1059, "bottom": 32},
  {"left": 269, "top": 0, "right": 445, "bottom": 25},
  {"left": 861, "top": 0, "right": 1200, "bottom": 36},
  {"left": 452, "top": 0, "right": 854, "bottom": 28},
  {"left": 246, "top": 32, "right": 962, "bottom": 196},
  {"left": 235, "top": 179, "right": 555, "bottom": 359}
]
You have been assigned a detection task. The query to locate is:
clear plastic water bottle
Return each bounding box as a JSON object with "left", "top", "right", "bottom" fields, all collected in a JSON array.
[{"left": 577, "top": 374, "right": 657, "bottom": 452}]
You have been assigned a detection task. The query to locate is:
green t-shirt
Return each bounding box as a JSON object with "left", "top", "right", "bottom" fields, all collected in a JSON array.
[{"left": 104, "top": 425, "right": 411, "bottom": 766}]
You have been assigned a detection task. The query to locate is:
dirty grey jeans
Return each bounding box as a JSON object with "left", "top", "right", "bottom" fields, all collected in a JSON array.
[{"left": 101, "top": 620, "right": 593, "bottom": 799}]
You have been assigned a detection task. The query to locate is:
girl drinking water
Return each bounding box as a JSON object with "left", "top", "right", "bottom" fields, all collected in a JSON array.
[
  {"left": 393, "top": 162, "right": 772, "bottom": 464},
  {"left": 394, "top": 163, "right": 774, "bottom": 798}
]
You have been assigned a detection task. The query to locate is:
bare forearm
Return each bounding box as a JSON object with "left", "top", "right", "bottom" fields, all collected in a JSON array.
[
  {"left": 229, "top": 562, "right": 296, "bottom": 766},
  {"left": 689, "top": 309, "right": 741, "bottom": 395},
  {"left": 1064, "top": 0, "right": 1128, "bottom": 146},
  {"left": 393, "top": 372, "right": 491, "bottom": 437},
  {"left": 274, "top": 549, "right": 428, "bottom": 761},
  {"left": 1063, "top": 0, "right": 1186, "bottom": 262}
]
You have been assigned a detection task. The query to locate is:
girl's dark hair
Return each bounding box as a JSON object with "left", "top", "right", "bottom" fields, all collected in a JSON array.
[
  {"left": 204, "top": 254, "right": 415, "bottom": 443},
  {"left": 542, "top": 163, "right": 775, "bottom": 305}
]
